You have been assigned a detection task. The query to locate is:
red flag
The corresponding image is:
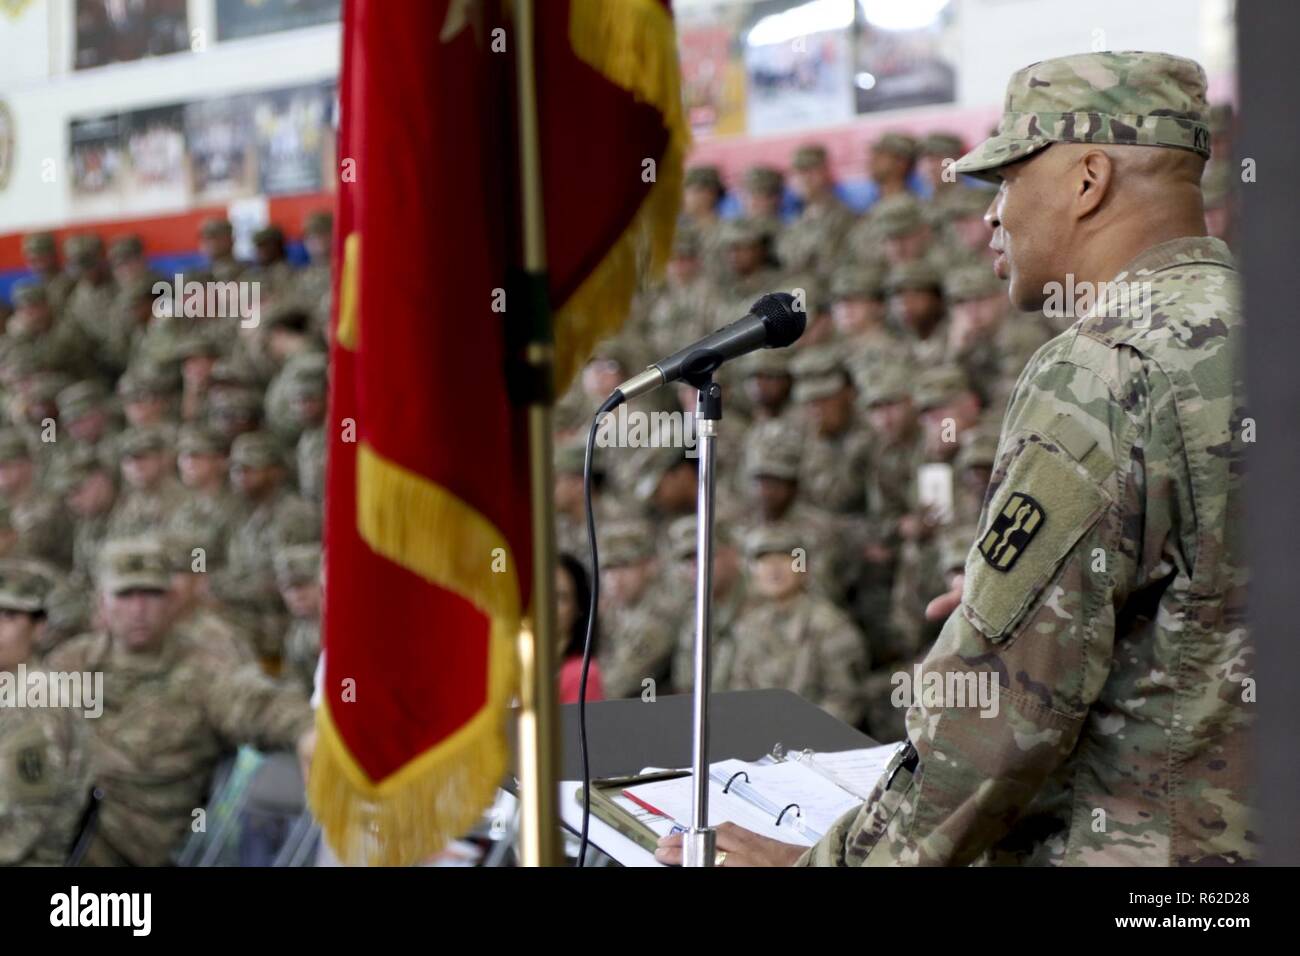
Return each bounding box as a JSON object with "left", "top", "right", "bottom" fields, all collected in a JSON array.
[{"left": 310, "top": 0, "right": 687, "bottom": 865}]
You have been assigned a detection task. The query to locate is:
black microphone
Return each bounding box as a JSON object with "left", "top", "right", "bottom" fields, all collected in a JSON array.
[{"left": 613, "top": 292, "right": 805, "bottom": 404}]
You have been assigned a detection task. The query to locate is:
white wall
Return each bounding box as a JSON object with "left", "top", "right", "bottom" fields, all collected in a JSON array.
[{"left": 0, "top": 0, "right": 340, "bottom": 233}]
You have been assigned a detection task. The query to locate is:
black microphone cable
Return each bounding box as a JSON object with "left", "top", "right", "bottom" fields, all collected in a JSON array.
[{"left": 577, "top": 391, "right": 621, "bottom": 867}]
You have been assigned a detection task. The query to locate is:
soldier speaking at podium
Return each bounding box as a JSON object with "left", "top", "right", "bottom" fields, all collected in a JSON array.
[{"left": 657, "top": 51, "right": 1253, "bottom": 868}]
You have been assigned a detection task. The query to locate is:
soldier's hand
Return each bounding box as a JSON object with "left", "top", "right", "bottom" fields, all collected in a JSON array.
[
  {"left": 925, "top": 574, "right": 964, "bottom": 622},
  {"left": 653, "top": 822, "right": 805, "bottom": 867}
]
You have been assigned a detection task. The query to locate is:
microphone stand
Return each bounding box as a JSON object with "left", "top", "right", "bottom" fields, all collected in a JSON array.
[{"left": 682, "top": 375, "right": 722, "bottom": 867}]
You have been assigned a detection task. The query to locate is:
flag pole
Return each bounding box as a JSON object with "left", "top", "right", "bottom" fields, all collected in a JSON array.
[{"left": 512, "top": 0, "right": 562, "bottom": 868}]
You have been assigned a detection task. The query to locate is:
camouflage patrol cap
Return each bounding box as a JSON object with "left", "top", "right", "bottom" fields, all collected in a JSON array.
[
  {"left": 210, "top": 357, "right": 261, "bottom": 389},
  {"left": 920, "top": 131, "right": 964, "bottom": 158},
  {"left": 230, "top": 431, "right": 284, "bottom": 469},
  {"left": 684, "top": 165, "right": 724, "bottom": 193},
  {"left": 177, "top": 423, "right": 229, "bottom": 457},
  {"left": 0, "top": 559, "right": 58, "bottom": 614},
  {"left": 303, "top": 210, "right": 333, "bottom": 236},
  {"left": 718, "top": 218, "right": 765, "bottom": 247},
  {"left": 743, "top": 523, "right": 802, "bottom": 560},
  {"left": 944, "top": 265, "right": 1005, "bottom": 303},
  {"left": 600, "top": 519, "right": 655, "bottom": 567},
  {"left": 790, "top": 346, "right": 849, "bottom": 403},
  {"left": 885, "top": 260, "right": 943, "bottom": 294},
  {"left": 117, "top": 365, "right": 180, "bottom": 400},
  {"left": 872, "top": 194, "right": 926, "bottom": 238},
  {"left": 253, "top": 225, "right": 285, "bottom": 245},
  {"left": 108, "top": 234, "right": 144, "bottom": 263},
  {"left": 666, "top": 514, "right": 732, "bottom": 559},
  {"left": 57, "top": 380, "right": 112, "bottom": 422},
  {"left": 737, "top": 346, "right": 792, "bottom": 378},
  {"left": 829, "top": 264, "right": 886, "bottom": 301},
  {"left": 22, "top": 232, "right": 57, "bottom": 256},
  {"left": 263, "top": 304, "right": 312, "bottom": 331},
  {"left": 952, "top": 51, "right": 1212, "bottom": 183},
  {"left": 859, "top": 362, "right": 915, "bottom": 406},
  {"left": 168, "top": 334, "right": 224, "bottom": 363},
  {"left": 200, "top": 217, "right": 233, "bottom": 239},
  {"left": 955, "top": 423, "right": 1000, "bottom": 472},
  {"left": 632, "top": 443, "right": 689, "bottom": 502},
  {"left": 98, "top": 537, "right": 171, "bottom": 594},
  {"left": 744, "top": 165, "right": 784, "bottom": 195},
  {"left": 274, "top": 543, "right": 322, "bottom": 588},
  {"left": 0, "top": 428, "right": 31, "bottom": 463},
  {"left": 791, "top": 143, "right": 829, "bottom": 170},
  {"left": 117, "top": 424, "right": 169, "bottom": 458},
  {"left": 913, "top": 364, "right": 971, "bottom": 410},
  {"left": 283, "top": 373, "right": 327, "bottom": 402},
  {"left": 207, "top": 387, "right": 264, "bottom": 422},
  {"left": 11, "top": 279, "right": 48, "bottom": 308},
  {"left": 873, "top": 132, "right": 919, "bottom": 160},
  {"left": 744, "top": 423, "right": 803, "bottom": 481},
  {"left": 49, "top": 445, "right": 112, "bottom": 495}
]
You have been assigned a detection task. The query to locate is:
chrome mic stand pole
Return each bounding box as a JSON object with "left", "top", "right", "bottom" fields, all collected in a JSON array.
[{"left": 682, "top": 377, "right": 721, "bottom": 868}]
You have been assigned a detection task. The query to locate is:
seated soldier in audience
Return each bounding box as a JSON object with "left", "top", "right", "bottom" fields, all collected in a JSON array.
[
  {"left": 789, "top": 346, "right": 871, "bottom": 515},
  {"left": 21, "top": 232, "right": 73, "bottom": 313},
  {"left": 667, "top": 516, "right": 747, "bottom": 695},
  {"left": 729, "top": 525, "right": 868, "bottom": 728},
  {"left": 0, "top": 559, "right": 91, "bottom": 866},
  {"left": 47, "top": 537, "right": 316, "bottom": 866},
  {"left": 595, "top": 518, "right": 681, "bottom": 700},
  {"left": 886, "top": 260, "right": 950, "bottom": 367},
  {"left": 274, "top": 543, "right": 322, "bottom": 698},
  {"left": 107, "top": 424, "right": 185, "bottom": 539},
  {"left": 0, "top": 428, "right": 73, "bottom": 568}
]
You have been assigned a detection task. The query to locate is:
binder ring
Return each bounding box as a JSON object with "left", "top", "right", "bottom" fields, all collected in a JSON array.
[
  {"left": 723, "top": 771, "right": 749, "bottom": 794},
  {"left": 776, "top": 803, "right": 802, "bottom": 827}
]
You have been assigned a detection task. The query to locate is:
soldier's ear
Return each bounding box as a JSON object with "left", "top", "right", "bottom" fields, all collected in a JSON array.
[{"left": 1075, "top": 149, "right": 1114, "bottom": 217}]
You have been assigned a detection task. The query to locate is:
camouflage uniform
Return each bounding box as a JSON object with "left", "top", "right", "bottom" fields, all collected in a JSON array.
[
  {"left": 20, "top": 233, "right": 74, "bottom": 313},
  {"left": 0, "top": 561, "right": 91, "bottom": 866},
  {"left": 47, "top": 539, "right": 313, "bottom": 866},
  {"left": 106, "top": 425, "right": 187, "bottom": 539},
  {"left": 886, "top": 260, "right": 950, "bottom": 368},
  {"left": 777, "top": 144, "right": 857, "bottom": 280},
  {"left": 596, "top": 519, "right": 681, "bottom": 699},
  {"left": 665, "top": 517, "right": 749, "bottom": 694},
  {"left": 800, "top": 52, "right": 1253, "bottom": 866},
  {"left": 729, "top": 526, "right": 869, "bottom": 726},
  {"left": 0, "top": 429, "right": 74, "bottom": 568},
  {"left": 789, "top": 346, "right": 872, "bottom": 514},
  {"left": 274, "top": 544, "right": 322, "bottom": 697}
]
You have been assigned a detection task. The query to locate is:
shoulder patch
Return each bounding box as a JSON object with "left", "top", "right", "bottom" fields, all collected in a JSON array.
[{"left": 977, "top": 492, "right": 1045, "bottom": 572}]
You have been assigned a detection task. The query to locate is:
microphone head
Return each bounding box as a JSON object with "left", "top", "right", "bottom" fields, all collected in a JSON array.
[{"left": 749, "top": 292, "right": 805, "bottom": 349}]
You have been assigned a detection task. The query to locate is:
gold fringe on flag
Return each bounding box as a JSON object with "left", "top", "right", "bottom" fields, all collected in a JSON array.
[
  {"left": 555, "top": 0, "right": 692, "bottom": 393},
  {"left": 308, "top": 443, "right": 519, "bottom": 866}
]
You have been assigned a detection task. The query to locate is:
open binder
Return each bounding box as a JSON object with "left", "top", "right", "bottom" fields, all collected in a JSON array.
[{"left": 574, "top": 743, "right": 898, "bottom": 857}]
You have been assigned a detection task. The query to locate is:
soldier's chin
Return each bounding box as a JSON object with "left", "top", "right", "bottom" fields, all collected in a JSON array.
[{"left": 1009, "top": 275, "right": 1047, "bottom": 314}]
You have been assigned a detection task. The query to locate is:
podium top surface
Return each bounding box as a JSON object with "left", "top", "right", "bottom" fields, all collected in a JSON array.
[{"left": 557, "top": 689, "right": 879, "bottom": 780}]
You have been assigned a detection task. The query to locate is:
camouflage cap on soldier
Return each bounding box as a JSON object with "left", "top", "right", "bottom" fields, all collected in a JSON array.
[
  {"left": 108, "top": 234, "right": 144, "bottom": 263},
  {"left": 872, "top": 194, "right": 926, "bottom": 238},
  {"left": 601, "top": 519, "right": 655, "bottom": 567},
  {"left": 944, "top": 264, "right": 1006, "bottom": 303},
  {"left": 952, "top": 51, "right": 1213, "bottom": 184},
  {"left": 283, "top": 373, "right": 327, "bottom": 402},
  {"left": 168, "top": 333, "right": 224, "bottom": 364},
  {"left": 829, "top": 264, "right": 886, "bottom": 301},
  {"left": 743, "top": 524, "right": 802, "bottom": 560},
  {"left": 49, "top": 445, "right": 112, "bottom": 496},
  {"left": 791, "top": 143, "right": 829, "bottom": 170},
  {"left": 57, "top": 380, "right": 112, "bottom": 422},
  {"left": 97, "top": 537, "right": 171, "bottom": 594},
  {"left": 0, "top": 428, "right": 31, "bottom": 464},
  {"left": 210, "top": 357, "right": 261, "bottom": 390},
  {"left": 274, "top": 543, "right": 322, "bottom": 588},
  {"left": 10, "top": 279, "right": 48, "bottom": 308},
  {"left": 117, "top": 424, "right": 169, "bottom": 459},
  {"left": 22, "top": 232, "right": 57, "bottom": 257},
  {"left": 684, "top": 164, "right": 724, "bottom": 193},
  {"left": 955, "top": 422, "right": 1000, "bottom": 473},
  {"left": 718, "top": 218, "right": 765, "bottom": 247},
  {"left": 230, "top": 431, "right": 284, "bottom": 469},
  {"left": 200, "top": 217, "right": 233, "bottom": 239},
  {"left": 913, "top": 364, "right": 972, "bottom": 411},
  {"left": 632, "top": 443, "right": 689, "bottom": 503},
  {"left": 744, "top": 423, "right": 803, "bottom": 482},
  {"left": 303, "top": 210, "right": 333, "bottom": 236},
  {"left": 666, "top": 514, "right": 732, "bottom": 560},
  {"left": 177, "top": 422, "right": 229, "bottom": 457},
  {"left": 117, "top": 365, "right": 179, "bottom": 400},
  {"left": 873, "top": 132, "right": 919, "bottom": 160},
  {"left": 253, "top": 224, "right": 285, "bottom": 245},
  {"left": 857, "top": 362, "right": 916, "bottom": 407},
  {"left": 0, "top": 559, "right": 58, "bottom": 614},
  {"left": 920, "top": 131, "right": 964, "bottom": 158},
  {"left": 744, "top": 165, "right": 784, "bottom": 195},
  {"left": 885, "top": 260, "right": 943, "bottom": 294},
  {"left": 207, "top": 387, "right": 264, "bottom": 426},
  {"left": 737, "top": 346, "right": 792, "bottom": 378},
  {"left": 790, "top": 346, "right": 849, "bottom": 403}
]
